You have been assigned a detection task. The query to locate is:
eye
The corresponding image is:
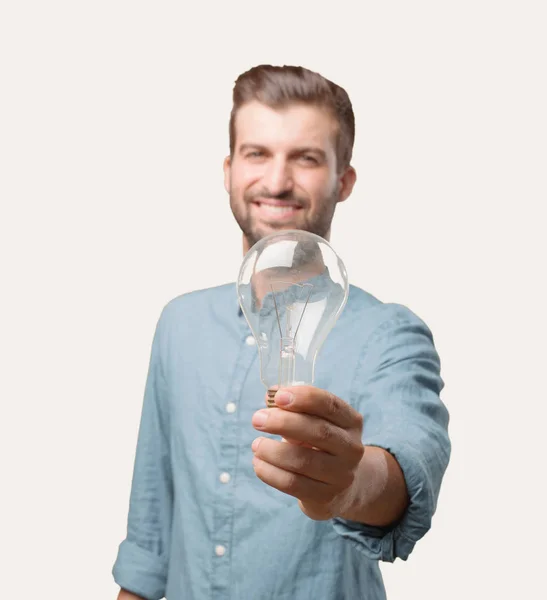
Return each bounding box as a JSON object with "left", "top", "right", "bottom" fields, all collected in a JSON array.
[
  {"left": 246, "top": 150, "right": 265, "bottom": 160},
  {"left": 299, "top": 154, "right": 319, "bottom": 165}
]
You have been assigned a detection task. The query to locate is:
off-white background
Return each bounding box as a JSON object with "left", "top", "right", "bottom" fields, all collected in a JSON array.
[{"left": 1, "top": 1, "right": 545, "bottom": 598}]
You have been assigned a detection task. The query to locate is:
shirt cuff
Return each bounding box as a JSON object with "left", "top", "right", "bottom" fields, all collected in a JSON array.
[
  {"left": 112, "top": 539, "right": 168, "bottom": 600},
  {"left": 332, "top": 441, "right": 435, "bottom": 563}
]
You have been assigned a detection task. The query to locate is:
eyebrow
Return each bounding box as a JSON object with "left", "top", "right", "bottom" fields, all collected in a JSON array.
[
  {"left": 238, "top": 144, "right": 327, "bottom": 159},
  {"left": 238, "top": 143, "right": 267, "bottom": 153}
]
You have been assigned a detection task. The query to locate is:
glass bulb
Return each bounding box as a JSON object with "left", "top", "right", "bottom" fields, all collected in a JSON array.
[{"left": 236, "top": 230, "right": 349, "bottom": 407}]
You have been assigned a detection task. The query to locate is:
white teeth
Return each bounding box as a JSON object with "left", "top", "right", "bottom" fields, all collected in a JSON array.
[{"left": 260, "top": 204, "right": 296, "bottom": 214}]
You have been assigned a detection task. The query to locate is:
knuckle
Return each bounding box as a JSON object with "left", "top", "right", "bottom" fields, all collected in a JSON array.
[
  {"left": 294, "top": 451, "right": 313, "bottom": 473},
  {"left": 316, "top": 421, "right": 333, "bottom": 443},
  {"left": 284, "top": 471, "right": 299, "bottom": 493},
  {"left": 351, "top": 440, "right": 365, "bottom": 462},
  {"left": 338, "top": 431, "right": 363, "bottom": 462},
  {"left": 326, "top": 392, "right": 339, "bottom": 417}
]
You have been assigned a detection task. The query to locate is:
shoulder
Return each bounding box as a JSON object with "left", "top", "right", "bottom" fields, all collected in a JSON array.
[
  {"left": 156, "top": 282, "right": 236, "bottom": 330},
  {"left": 344, "top": 287, "right": 443, "bottom": 395},
  {"left": 345, "top": 285, "right": 434, "bottom": 343}
]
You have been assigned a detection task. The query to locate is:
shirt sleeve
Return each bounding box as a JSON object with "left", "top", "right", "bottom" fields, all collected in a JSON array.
[
  {"left": 112, "top": 311, "right": 173, "bottom": 600},
  {"left": 332, "top": 306, "right": 451, "bottom": 562}
]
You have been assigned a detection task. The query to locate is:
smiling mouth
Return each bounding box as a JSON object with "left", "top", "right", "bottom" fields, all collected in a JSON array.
[{"left": 251, "top": 201, "right": 303, "bottom": 221}]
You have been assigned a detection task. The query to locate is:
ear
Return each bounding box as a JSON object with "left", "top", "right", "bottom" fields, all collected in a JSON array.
[
  {"left": 337, "top": 166, "right": 357, "bottom": 203},
  {"left": 223, "top": 156, "right": 231, "bottom": 194}
]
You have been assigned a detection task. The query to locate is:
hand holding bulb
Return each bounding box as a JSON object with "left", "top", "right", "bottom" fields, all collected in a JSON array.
[
  {"left": 237, "top": 230, "right": 366, "bottom": 520},
  {"left": 251, "top": 385, "right": 365, "bottom": 521}
]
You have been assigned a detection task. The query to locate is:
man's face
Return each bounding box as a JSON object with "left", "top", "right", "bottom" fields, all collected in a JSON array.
[{"left": 224, "top": 101, "right": 356, "bottom": 252}]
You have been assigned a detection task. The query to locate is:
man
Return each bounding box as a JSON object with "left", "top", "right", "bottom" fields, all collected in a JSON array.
[{"left": 113, "top": 65, "right": 451, "bottom": 600}]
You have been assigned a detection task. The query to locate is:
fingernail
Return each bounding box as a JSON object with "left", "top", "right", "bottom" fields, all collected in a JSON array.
[
  {"left": 275, "top": 391, "right": 293, "bottom": 406},
  {"left": 252, "top": 410, "right": 269, "bottom": 427},
  {"left": 252, "top": 437, "right": 262, "bottom": 452}
]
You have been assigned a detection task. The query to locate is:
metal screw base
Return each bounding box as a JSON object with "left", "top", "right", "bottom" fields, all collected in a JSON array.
[{"left": 266, "top": 388, "right": 277, "bottom": 408}]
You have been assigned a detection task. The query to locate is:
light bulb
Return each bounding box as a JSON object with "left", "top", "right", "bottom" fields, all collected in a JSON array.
[{"left": 236, "top": 230, "right": 349, "bottom": 408}]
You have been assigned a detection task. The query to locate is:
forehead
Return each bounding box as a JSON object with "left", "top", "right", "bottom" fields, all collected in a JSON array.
[{"left": 234, "top": 101, "right": 337, "bottom": 150}]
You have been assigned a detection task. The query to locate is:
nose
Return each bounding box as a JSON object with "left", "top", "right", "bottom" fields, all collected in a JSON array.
[{"left": 262, "top": 156, "right": 294, "bottom": 197}]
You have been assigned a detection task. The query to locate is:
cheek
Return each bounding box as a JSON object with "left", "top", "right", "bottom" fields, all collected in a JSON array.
[
  {"left": 231, "top": 162, "right": 262, "bottom": 193},
  {"left": 299, "top": 171, "right": 336, "bottom": 202}
]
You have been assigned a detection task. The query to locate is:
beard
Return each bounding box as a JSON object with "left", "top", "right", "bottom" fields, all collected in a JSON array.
[{"left": 230, "top": 187, "right": 339, "bottom": 250}]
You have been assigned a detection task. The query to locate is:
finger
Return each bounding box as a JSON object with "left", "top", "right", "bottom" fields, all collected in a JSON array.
[
  {"left": 253, "top": 437, "right": 354, "bottom": 487},
  {"left": 252, "top": 408, "right": 363, "bottom": 461},
  {"left": 282, "top": 437, "right": 316, "bottom": 449},
  {"left": 298, "top": 499, "right": 335, "bottom": 521},
  {"left": 271, "top": 386, "right": 364, "bottom": 430},
  {"left": 252, "top": 456, "right": 334, "bottom": 505}
]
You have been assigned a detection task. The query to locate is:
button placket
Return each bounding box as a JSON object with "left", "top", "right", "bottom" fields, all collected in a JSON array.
[{"left": 210, "top": 328, "right": 256, "bottom": 598}]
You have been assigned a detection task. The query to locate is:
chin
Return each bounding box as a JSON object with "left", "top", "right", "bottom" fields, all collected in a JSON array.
[{"left": 256, "top": 223, "right": 297, "bottom": 240}]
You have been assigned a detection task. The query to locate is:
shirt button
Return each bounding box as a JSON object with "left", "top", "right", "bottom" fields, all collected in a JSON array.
[
  {"left": 245, "top": 335, "right": 256, "bottom": 346},
  {"left": 225, "top": 402, "right": 236, "bottom": 414},
  {"left": 219, "top": 472, "right": 231, "bottom": 484},
  {"left": 215, "top": 545, "right": 226, "bottom": 557}
]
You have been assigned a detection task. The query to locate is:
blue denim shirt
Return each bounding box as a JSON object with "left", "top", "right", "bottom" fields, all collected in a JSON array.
[{"left": 112, "top": 283, "right": 451, "bottom": 600}]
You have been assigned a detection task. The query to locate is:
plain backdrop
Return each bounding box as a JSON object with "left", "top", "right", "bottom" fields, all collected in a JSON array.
[{"left": 1, "top": 1, "right": 545, "bottom": 598}]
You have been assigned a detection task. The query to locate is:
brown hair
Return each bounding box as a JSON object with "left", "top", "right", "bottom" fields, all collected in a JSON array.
[{"left": 229, "top": 65, "right": 355, "bottom": 172}]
